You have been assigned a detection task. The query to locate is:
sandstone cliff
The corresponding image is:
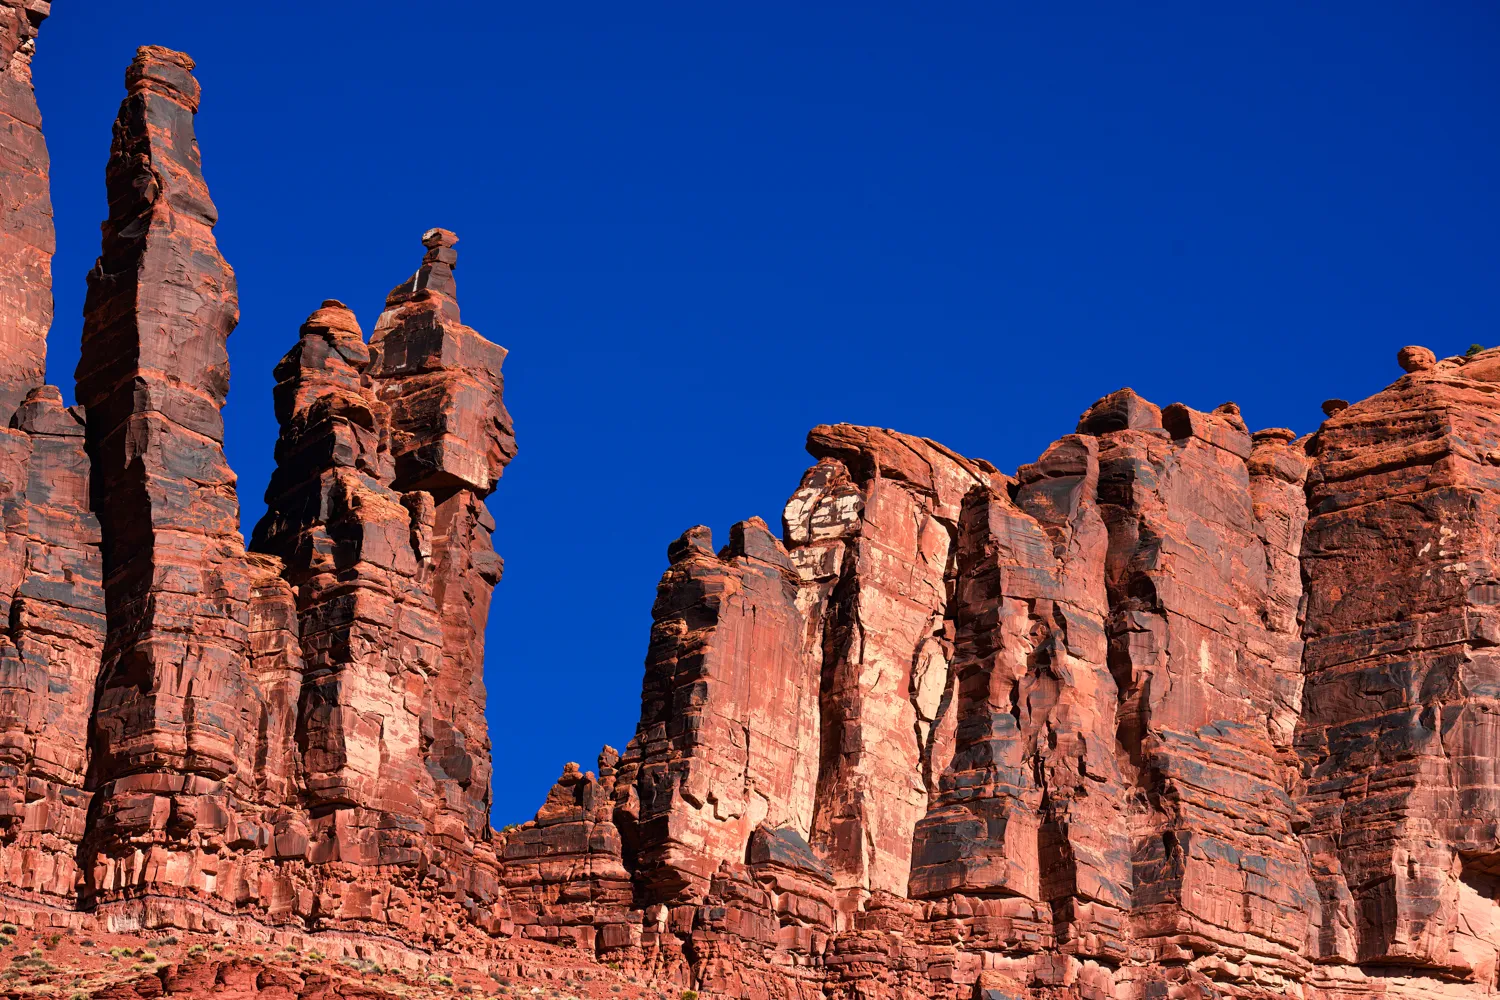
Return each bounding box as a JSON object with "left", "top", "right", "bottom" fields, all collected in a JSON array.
[{"left": 0, "top": 20, "right": 1494, "bottom": 1000}]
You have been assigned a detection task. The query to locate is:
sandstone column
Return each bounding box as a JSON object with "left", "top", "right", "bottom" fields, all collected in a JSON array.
[
  {"left": 252, "top": 231, "right": 516, "bottom": 939},
  {"left": 75, "top": 46, "right": 264, "bottom": 909},
  {"left": 0, "top": 0, "right": 52, "bottom": 423}
]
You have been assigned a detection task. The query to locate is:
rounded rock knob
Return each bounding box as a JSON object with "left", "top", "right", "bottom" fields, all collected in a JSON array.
[
  {"left": 1397, "top": 345, "right": 1436, "bottom": 373},
  {"left": 1322, "top": 399, "right": 1349, "bottom": 417}
]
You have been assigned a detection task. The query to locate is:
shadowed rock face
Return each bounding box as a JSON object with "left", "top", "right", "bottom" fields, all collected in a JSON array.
[{"left": 0, "top": 26, "right": 1497, "bottom": 1000}]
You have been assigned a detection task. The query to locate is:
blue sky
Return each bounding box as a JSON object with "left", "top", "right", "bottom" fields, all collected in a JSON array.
[{"left": 34, "top": 2, "right": 1498, "bottom": 823}]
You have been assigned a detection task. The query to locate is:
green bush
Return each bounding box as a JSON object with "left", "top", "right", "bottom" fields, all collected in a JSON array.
[
  {"left": 0, "top": 924, "right": 17, "bottom": 936},
  {"left": 681, "top": 992, "right": 699, "bottom": 1000}
]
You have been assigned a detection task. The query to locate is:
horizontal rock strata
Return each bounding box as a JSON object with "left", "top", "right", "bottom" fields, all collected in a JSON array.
[
  {"left": 510, "top": 376, "right": 1500, "bottom": 998},
  {"left": 0, "top": 20, "right": 1494, "bottom": 1000}
]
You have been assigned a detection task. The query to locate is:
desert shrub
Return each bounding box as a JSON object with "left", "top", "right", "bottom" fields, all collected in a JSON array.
[{"left": 681, "top": 992, "right": 699, "bottom": 1000}]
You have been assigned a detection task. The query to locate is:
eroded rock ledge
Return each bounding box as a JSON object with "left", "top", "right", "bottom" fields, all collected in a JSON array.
[{"left": 0, "top": 22, "right": 1495, "bottom": 1000}]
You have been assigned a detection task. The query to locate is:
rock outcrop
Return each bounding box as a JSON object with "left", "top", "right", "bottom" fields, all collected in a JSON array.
[
  {"left": 510, "top": 374, "right": 1500, "bottom": 999},
  {"left": 75, "top": 42, "right": 263, "bottom": 916},
  {"left": 0, "top": 0, "right": 52, "bottom": 423},
  {"left": 0, "top": 40, "right": 517, "bottom": 951},
  {"left": 0, "top": 0, "right": 107, "bottom": 913},
  {"left": 1298, "top": 351, "right": 1500, "bottom": 985},
  {"left": 0, "top": 17, "right": 1495, "bottom": 1000}
]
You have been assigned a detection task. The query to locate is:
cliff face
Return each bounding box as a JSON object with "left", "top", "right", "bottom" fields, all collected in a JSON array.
[
  {"left": 0, "top": 23, "right": 1495, "bottom": 1000},
  {"left": 507, "top": 371, "right": 1500, "bottom": 1000}
]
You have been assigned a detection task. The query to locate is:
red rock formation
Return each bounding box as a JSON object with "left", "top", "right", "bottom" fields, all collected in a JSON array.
[
  {"left": 784, "top": 426, "right": 999, "bottom": 908},
  {"left": 368, "top": 228, "right": 515, "bottom": 859},
  {"left": 503, "top": 378, "right": 1500, "bottom": 996},
  {"left": 611, "top": 518, "right": 818, "bottom": 907},
  {"left": 1085, "top": 395, "right": 1321, "bottom": 983},
  {"left": 0, "top": 386, "right": 105, "bottom": 904},
  {"left": 501, "top": 751, "right": 632, "bottom": 951},
  {"left": 74, "top": 44, "right": 266, "bottom": 916},
  {"left": 0, "top": 5, "right": 109, "bottom": 914},
  {"left": 251, "top": 231, "right": 515, "bottom": 940},
  {"left": 908, "top": 432, "right": 1131, "bottom": 964},
  {"left": 1, "top": 21, "right": 1499, "bottom": 1000},
  {"left": 1298, "top": 348, "right": 1500, "bottom": 982},
  {"left": 0, "top": 0, "right": 52, "bottom": 423}
]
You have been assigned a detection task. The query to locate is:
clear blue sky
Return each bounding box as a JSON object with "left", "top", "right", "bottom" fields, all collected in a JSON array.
[{"left": 34, "top": 3, "right": 1498, "bottom": 825}]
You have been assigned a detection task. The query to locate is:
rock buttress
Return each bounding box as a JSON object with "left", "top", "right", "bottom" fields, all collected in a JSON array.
[
  {"left": 908, "top": 433, "right": 1133, "bottom": 963},
  {"left": 1298, "top": 348, "right": 1500, "bottom": 982},
  {"left": 1082, "top": 391, "right": 1320, "bottom": 979},
  {"left": 0, "top": 5, "right": 109, "bottom": 910},
  {"left": 610, "top": 519, "right": 819, "bottom": 910},
  {"left": 784, "top": 424, "right": 998, "bottom": 908},
  {"left": 0, "top": 387, "right": 104, "bottom": 904},
  {"left": 500, "top": 751, "right": 633, "bottom": 952}
]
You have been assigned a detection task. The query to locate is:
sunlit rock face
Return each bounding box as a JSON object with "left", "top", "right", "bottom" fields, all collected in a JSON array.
[
  {"left": 512, "top": 363, "right": 1500, "bottom": 998},
  {"left": 0, "top": 20, "right": 1494, "bottom": 1000}
]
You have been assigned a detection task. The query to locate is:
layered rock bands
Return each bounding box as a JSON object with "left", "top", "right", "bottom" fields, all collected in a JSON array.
[
  {"left": 0, "top": 35, "right": 518, "bottom": 959},
  {"left": 506, "top": 370, "right": 1500, "bottom": 999},
  {"left": 0, "top": 21, "right": 1496, "bottom": 1000}
]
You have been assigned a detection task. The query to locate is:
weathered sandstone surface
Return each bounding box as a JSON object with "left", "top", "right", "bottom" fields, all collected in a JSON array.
[{"left": 0, "top": 16, "right": 1495, "bottom": 1000}]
